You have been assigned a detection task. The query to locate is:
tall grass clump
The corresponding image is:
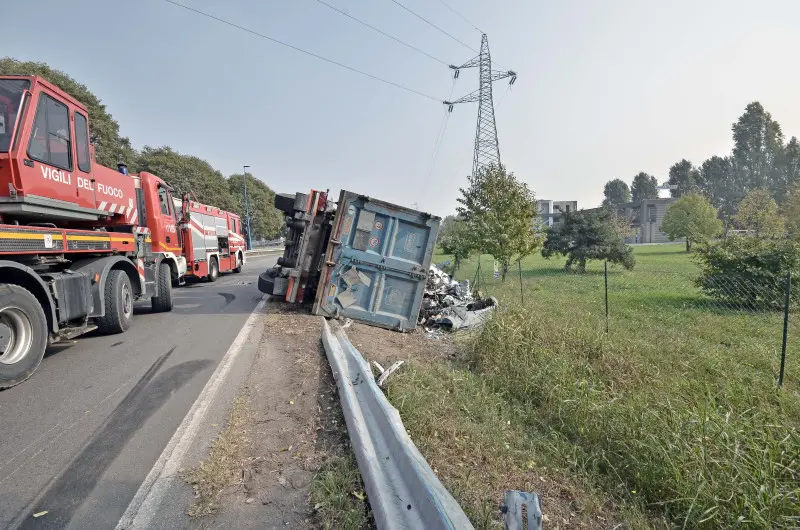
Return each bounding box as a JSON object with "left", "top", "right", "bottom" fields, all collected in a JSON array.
[{"left": 464, "top": 304, "right": 800, "bottom": 528}]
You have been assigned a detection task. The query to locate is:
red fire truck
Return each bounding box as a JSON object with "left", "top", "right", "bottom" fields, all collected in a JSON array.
[
  {"left": 0, "top": 75, "right": 186, "bottom": 389},
  {"left": 177, "top": 197, "right": 246, "bottom": 282}
]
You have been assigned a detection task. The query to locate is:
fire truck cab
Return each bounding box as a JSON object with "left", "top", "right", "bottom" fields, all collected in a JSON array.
[
  {"left": 0, "top": 75, "right": 186, "bottom": 388},
  {"left": 177, "top": 197, "right": 245, "bottom": 282}
]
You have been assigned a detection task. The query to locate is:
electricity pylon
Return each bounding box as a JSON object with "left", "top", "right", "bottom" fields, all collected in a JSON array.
[{"left": 444, "top": 34, "right": 516, "bottom": 177}]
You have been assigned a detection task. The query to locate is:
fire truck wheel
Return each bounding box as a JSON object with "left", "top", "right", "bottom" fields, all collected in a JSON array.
[
  {"left": 97, "top": 270, "right": 134, "bottom": 334},
  {"left": 208, "top": 258, "right": 219, "bottom": 282},
  {"left": 0, "top": 285, "right": 48, "bottom": 389},
  {"left": 233, "top": 253, "right": 242, "bottom": 274},
  {"left": 151, "top": 263, "right": 174, "bottom": 313}
]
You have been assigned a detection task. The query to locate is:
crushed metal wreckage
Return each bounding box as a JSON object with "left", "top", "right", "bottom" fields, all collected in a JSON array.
[{"left": 419, "top": 264, "right": 498, "bottom": 331}]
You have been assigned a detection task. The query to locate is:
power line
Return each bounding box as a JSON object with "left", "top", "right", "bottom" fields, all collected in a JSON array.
[
  {"left": 425, "top": 79, "right": 457, "bottom": 181},
  {"left": 387, "top": 0, "right": 479, "bottom": 53},
  {"left": 436, "top": 0, "right": 482, "bottom": 33},
  {"left": 162, "top": 0, "right": 441, "bottom": 102},
  {"left": 310, "top": 0, "right": 449, "bottom": 66}
]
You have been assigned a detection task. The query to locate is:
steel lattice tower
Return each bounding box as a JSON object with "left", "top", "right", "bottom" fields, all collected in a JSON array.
[{"left": 444, "top": 34, "right": 516, "bottom": 177}]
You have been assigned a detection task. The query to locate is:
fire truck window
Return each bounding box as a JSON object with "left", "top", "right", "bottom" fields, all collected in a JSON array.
[
  {"left": 74, "top": 112, "right": 91, "bottom": 173},
  {"left": 0, "top": 78, "right": 30, "bottom": 153},
  {"left": 158, "top": 187, "right": 171, "bottom": 216},
  {"left": 27, "top": 94, "right": 72, "bottom": 171}
]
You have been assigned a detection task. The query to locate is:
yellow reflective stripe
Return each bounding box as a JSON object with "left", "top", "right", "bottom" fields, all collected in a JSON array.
[
  {"left": 0, "top": 232, "right": 57, "bottom": 240},
  {"left": 110, "top": 237, "right": 134, "bottom": 242},
  {"left": 66, "top": 235, "right": 110, "bottom": 242}
]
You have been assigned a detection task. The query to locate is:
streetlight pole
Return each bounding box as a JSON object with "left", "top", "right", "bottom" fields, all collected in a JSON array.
[{"left": 242, "top": 165, "right": 253, "bottom": 250}]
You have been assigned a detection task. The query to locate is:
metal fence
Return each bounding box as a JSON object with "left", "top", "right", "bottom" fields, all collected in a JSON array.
[{"left": 465, "top": 258, "right": 796, "bottom": 387}]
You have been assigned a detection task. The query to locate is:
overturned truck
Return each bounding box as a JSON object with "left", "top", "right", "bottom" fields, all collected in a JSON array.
[{"left": 259, "top": 190, "right": 441, "bottom": 331}]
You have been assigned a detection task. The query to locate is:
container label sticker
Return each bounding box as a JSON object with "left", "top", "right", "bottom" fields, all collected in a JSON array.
[
  {"left": 374, "top": 221, "right": 383, "bottom": 231},
  {"left": 403, "top": 232, "right": 418, "bottom": 253},
  {"left": 328, "top": 284, "right": 337, "bottom": 297},
  {"left": 43, "top": 234, "right": 53, "bottom": 249},
  {"left": 342, "top": 216, "right": 353, "bottom": 236},
  {"left": 369, "top": 237, "right": 380, "bottom": 247}
]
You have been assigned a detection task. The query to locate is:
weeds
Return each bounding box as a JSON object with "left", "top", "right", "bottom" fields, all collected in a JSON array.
[{"left": 311, "top": 453, "right": 370, "bottom": 530}]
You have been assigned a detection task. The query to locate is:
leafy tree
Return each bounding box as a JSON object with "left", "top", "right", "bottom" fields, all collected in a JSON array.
[
  {"left": 732, "top": 102, "right": 784, "bottom": 195},
  {"left": 734, "top": 188, "right": 785, "bottom": 238},
  {"left": 0, "top": 57, "right": 135, "bottom": 168},
  {"left": 457, "top": 164, "right": 544, "bottom": 281},
  {"left": 135, "top": 146, "right": 238, "bottom": 212},
  {"left": 774, "top": 136, "right": 800, "bottom": 204},
  {"left": 228, "top": 173, "right": 283, "bottom": 241},
  {"left": 697, "top": 156, "right": 741, "bottom": 229},
  {"left": 782, "top": 185, "right": 800, "bottom": 240},
  {"left": 667, "top": 159, "right": 700, "bottom": 198},
  {"left": 631, "top": 172, "right": 658, "bottom": 202},
  {"left": 695, "top": 236, "right": 799, "bottom": 308},
  {"left": 438, "top": 216, "right": 472, "bottom": 271},
  {"left": 660, "top": 194, "right": 722, "bottom": 251},
  {"left": 541, "top": 210, "right": 635, "bottom": 272},
  {"left": 603, "top": 178, "right": 631, "bottom": 207}
]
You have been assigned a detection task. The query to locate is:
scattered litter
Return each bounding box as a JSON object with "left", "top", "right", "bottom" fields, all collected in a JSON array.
[
  {"left": 377, "top": 360, "right": 405, "bottom": 388},
  {"left": 352, "top": 491, "right": 366, "bottom": 501},
  {"left": 33, "top": 511, "right": 48, "bottom": 518},
  {"left": 342, "top": 318, "right": 354, "bottom": 329},
  {"left": 419, "top": 264, "right": 498, "bottom": 331},
  {"left": 371, "top": 361, "right": 386, "bottom": 376}
]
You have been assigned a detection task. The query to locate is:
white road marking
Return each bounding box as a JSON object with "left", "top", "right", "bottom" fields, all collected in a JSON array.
[{"left": 115, "top": 295, "right": 267, "bottom": 529}]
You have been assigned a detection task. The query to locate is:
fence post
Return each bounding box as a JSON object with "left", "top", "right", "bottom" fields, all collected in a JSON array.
[
  {"left": 779, "top": 269, "right": 791, "bottom": 387},
  {"left": 604, "top": 261, "right": 609, "bottom": 334},
  {"left": 518, "top": 259, "right": 524, "bottom": 305}
]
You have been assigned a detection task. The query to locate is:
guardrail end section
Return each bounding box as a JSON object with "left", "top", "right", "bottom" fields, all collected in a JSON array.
[{"left": 502, "top": 490, "right": 542, "bottom": 530}]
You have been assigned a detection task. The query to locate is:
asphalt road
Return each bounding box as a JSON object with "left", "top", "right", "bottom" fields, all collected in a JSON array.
[{"left": 0, "top": 255, "right": 277, "bottom": 530}]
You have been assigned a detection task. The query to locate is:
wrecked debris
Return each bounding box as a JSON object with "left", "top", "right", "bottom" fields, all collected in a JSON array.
[{"left": 419, "top": 265, "right": 498, "bottom": 331}]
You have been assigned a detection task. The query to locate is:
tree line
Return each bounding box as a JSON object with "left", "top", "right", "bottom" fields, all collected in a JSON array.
[
  {"left": 0, "top": 58, "right": 284, "bottom": 240},
  {"left": 601, "top": 102, "right": 800, "bottom": 228}
]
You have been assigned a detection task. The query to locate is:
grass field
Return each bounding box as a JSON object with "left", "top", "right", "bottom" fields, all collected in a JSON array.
[{"left": 386, "top": 243, "right": 800, "bottom": 528}]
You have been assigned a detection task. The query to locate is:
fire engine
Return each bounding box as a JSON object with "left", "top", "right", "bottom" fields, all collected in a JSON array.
[
  {"left": 176, "top": 197, "right": 246, "bottom": 281},
  {"left": 0, "top": 75, "right": 187, "bottom": 389}
]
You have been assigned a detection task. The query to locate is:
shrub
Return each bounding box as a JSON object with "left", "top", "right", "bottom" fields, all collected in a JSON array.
[{"left": 695, "top": 236, "right": 800, "bottom": 309}]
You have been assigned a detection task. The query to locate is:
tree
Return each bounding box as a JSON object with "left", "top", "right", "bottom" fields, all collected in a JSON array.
[
  {"left": 438, "top": 216, "right": 472, "bottom": 271},
  {"left": 774, "top": 136, "right": 800, "bottom": 204},
  {"left": 456, "top": 164, "right": 544, "bottom": 281},
  {"left": 697, "top": 156, "right": 741, "bottom": 229},
  {"left": 228, "top": 173, "right": 283, "bottom": 241},
  {"left": 660, "top": 194, "right": 722, "bottom": 251},
  {"left": 603, "top": 179, "right": 631, "bottom": 207},
  {"left": 135, "top": 146, "right": 238, "bottom": 212},
  {"left": 667, "top": 159, "right": 699, "bottom": 198},
  {"left": 0, "top": 57, "right": 136, "bottom": 168},
  {"left": 783, "top": 185, "right": 800, "bottom": 240},
  {"left": 631, "top": 172, "right": 658, "bottom": 202},
  {"left": 732, "top": 102, "right": 784, "bottom": 195},
  {"left": 734, "top": 188, "right": 785, "bottom": 238},
  {"left": 541, "top": 210, "right": 635, "bottom": 272}
]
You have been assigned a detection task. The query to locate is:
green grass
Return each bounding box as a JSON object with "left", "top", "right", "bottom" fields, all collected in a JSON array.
[
  {"left": 386, "top": 244, "right": 800, "bottom": 528},
  {"left": 311, "top": 454, "right": 370, "bottom": 530}
]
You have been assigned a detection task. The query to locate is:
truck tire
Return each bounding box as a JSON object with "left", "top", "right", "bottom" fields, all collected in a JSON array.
[
  {"left": 208, "top": 258, "right": 219, "bottom": 282},
  {"left": 151, "top": 263, "right": 174, "bottom": 313},
  {"left": 233, "top": 253, "right": 242, "bottom": 274},
  {"left": 97, "top": 270, "right": 133, "bottom": 334},
  {"left": 0, "top": 285, "right": 48, "bottom": 389}
]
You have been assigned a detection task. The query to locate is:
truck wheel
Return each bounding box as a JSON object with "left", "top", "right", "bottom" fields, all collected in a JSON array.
[
  {"left": 151, "top": 263, "right": 174, "bottom": 313},
  {"left": 233, "top": 253, "right": 242, "bottom": 274},
  {"left": 0, "top": 285, "right": 48, "bottom": 389},
  {"left": 208, "top": 258, "right": 219, "bottom": 282},
  {"left": 97, "top": 270, "right": 133, "bottom": 334}
]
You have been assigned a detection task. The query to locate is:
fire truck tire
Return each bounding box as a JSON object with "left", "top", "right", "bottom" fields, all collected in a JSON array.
[
  {"left": 151, "top": 263, "right": 174, "bottom": 313},
  {"left": 208, "top": 258, "right": 219, "bottom": 282},
  {"left": 97, "top": 270, "right": 133, "bottom": 335},
  {"left": 0, "top": 285, "right": 48, "bottom": 389},
  {"left": 233, "top": 253, "right": 242, "bottom": 274}
]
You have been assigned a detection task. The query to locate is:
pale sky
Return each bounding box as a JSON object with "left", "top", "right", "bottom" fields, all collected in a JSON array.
[{"left": 5, "top": 0, "right": 800, "bottom": 215}]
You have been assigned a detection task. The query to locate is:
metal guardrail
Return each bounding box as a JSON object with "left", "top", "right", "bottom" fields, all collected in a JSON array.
[
  {"left": 321, "top": 319, "right": 475, "bottom": 530},
  {"left": 245, "top": 247, "right": 282, "bottom": 256}
]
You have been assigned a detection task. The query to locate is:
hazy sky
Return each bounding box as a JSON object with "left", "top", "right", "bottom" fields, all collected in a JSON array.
[{"left": 6, "top": 0, "right": 800, "bottom": 215}]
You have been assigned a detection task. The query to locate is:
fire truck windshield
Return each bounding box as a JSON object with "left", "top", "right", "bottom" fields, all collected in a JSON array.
[{"left": 0, "top": 78, "right": 31, "bottom": 153}]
